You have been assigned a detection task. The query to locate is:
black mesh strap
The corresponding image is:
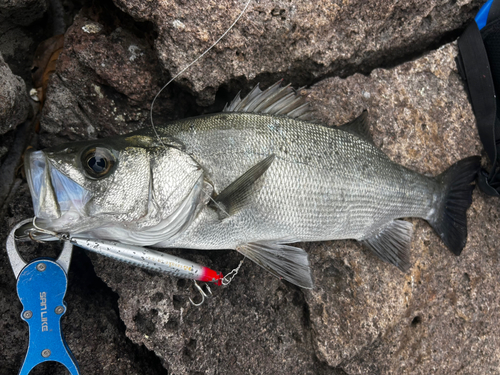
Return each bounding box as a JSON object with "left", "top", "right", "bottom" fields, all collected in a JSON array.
[
  {"left": 457, "top": 21, "right": 500, "bottom": 196},
  {"left": 488, "top": 0, "right": 500, "bottom": 26}
]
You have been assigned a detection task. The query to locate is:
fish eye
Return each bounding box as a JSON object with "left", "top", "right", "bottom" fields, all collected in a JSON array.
[{"left": 82, "top": 147, "right": 115, "bottom": 178}]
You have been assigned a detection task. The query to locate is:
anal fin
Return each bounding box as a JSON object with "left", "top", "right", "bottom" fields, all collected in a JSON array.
[
  {"left": 237, "top": 241, "right": 314, "bottom": 289},
  {"left": 361, "top": 220, "right": 413, "bottom": 272}
]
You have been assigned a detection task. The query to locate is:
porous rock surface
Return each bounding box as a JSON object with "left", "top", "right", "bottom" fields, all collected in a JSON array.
[
  {"left": 89, "top": 41, "right": 499, "bottom": 374},
  {"left": 0, "top": 0, "right": 48, "bottom": 26},
  {"left": 40, "top": 0, "right": 483, "bottom": 138},
  {"left": 2, "top": 0, "right": 499, "bottom": 374},
  {"left": 111, "top": 0, "right": 481, "bottom": 104},
  {"left": 40, "top": 10, "right": 165, "bottom": 145},
  {"left": 0, "top": 52, "right": 30, "bottom": 134}
]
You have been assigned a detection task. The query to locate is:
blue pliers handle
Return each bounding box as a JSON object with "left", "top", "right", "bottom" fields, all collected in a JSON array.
[{"left": 6, "top": 219, "right": 80, "bottom": 375}]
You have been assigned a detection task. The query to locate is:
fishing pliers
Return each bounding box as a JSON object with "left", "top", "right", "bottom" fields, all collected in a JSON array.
[{"left": 6, "top": 218, "right": 80, "bottom": 375}]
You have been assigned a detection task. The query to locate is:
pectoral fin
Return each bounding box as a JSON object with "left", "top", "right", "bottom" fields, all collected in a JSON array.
[
  {"left": 212, "top": 154, "right": 275, "bottom": 216},
  {"left": 361, "top": 220, "right": 413, "bottom": 272},
  {"left": 237, "top": 241, "right": 314, "bottom": 289}
]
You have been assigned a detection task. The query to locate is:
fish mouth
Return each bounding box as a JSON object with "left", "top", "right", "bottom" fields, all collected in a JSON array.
[{"left": 25, "top": 149, "right": 92, "bottom": 231}]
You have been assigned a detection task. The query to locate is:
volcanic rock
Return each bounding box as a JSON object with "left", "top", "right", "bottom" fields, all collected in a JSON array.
[
  {"left": 2, "top": 1, "right": 498, "bottom": 374},
  {"left": 39, "top": 1, "right": 482, "bottom": 139},
  {"left": 111, "top": 0, "right": 480, "bottom": 104},
  {"left": 0, "top": 0, "right": 48, "bottom": 26},
  {"left": 0, "top": 52, "right": 30, "bottom": 134}
]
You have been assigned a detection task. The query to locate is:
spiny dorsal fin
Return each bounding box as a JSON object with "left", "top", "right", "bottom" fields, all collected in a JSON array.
[
  {"left": 338, "top": 110, "right": 373, "bottom": 143},
  {"left": 361, "top": 219, "right": 413, "bottom": 272},
  {"left": 223, "top": 80, "right": 316, "bottom": 121},
  {"left": 237, "top": 241, "right": 314, "bottom": 289},
  {"left": 212, "top": 154, "right": 276, "bottom": 215}
]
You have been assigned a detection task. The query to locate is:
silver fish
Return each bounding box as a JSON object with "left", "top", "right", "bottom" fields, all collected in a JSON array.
[{"left": 21, "top": 81, "right": 480, "bottom": 288}]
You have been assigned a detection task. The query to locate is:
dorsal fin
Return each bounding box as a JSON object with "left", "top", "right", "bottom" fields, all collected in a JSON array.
[
  {"left": 223, "top": 80, "right": 316, "bottom": 121},
  {"left": 338, "top": 110, "right": 373, "bottom": 143}
]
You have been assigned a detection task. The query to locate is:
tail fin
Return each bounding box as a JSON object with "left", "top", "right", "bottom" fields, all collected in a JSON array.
[{"left": 428, "top": 156, "right": 481, "bottom": 255}]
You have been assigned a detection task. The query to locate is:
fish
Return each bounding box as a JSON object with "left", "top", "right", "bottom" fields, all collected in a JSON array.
[{"left": 20, "top": 81, "right": 480, "bottom": 288}]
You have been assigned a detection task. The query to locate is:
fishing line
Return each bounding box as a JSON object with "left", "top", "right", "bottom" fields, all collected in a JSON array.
[
  {"left": 149, "top": 0, "right": 252, "bottom": 220},
  {"left": 149, "top": 0, "right": 252, "bottom": 143},
  {"left": 221, "top": 258, "right": 244, "bottom": 286},
  {"left": 23, "top": 1, "right": 251, "bottom": 297},
  {"left": 147, "top": 0, "right": 252, "bottom": 282}
]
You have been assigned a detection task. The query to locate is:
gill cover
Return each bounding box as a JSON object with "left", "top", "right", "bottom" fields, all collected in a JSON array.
[{"left": 26, "top": 150, "right": 91, "bottom": 221}]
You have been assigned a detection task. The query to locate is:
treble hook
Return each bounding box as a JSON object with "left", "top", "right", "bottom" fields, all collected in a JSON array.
[
  {"left": 24, "top": 217, "right": 69, "bottom": 242},
  {"left": 189, "top": 281, "right": 212, "bottom": 306}
]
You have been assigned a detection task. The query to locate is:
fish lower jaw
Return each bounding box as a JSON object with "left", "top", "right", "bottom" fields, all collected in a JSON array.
[{"left": 35, "top": 209, "right": 85, "bottom": 235}]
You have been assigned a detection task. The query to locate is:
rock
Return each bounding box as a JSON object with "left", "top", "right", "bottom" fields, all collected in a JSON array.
[
  {"left": 303, "top": 42, "right": 494, "bottom": 373},
  {"left": 341, "top": 191, "right": 500, "bottom": 375},
  {"left": 90, "top": 249, "right": 325, "bottom": 374},
  {"left": 87, "top": 42, "right": 498, "bottom": 374},
  {"left": 41, "top": 12, "right": 160, "bottom": 143},
  {"left": 335, "top": 189, "right": 500, "bottom": 374},
  {"left": 4, "top": 0, "right": 499, "bottom": 374},
  {"left": 40, "top": 1, "right": 482, "bottom": 139},
  {"left": 40, "top": 9, "right": 198, "bottom": 146},
  {"left": 111, "top": 0, "right": 480, "bottom": 104},
  {"left": 0, "top": 52, "right": 30, "bottom": 134},
  {"left": 0, "top": 0, "right": 48, "bottom": 26}
]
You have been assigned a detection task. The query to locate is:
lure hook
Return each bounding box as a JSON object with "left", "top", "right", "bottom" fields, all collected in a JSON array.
[
  {"left": 30, "top": 217, "right": 69, "bottom": 241},
  {"left": 189, "top": 281, "right": 212, "bottom": 307}
]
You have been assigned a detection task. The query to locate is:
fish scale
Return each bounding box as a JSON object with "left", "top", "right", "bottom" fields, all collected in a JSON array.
[{"left": 153, "top": 112, "right": 438, "bottom": 247}]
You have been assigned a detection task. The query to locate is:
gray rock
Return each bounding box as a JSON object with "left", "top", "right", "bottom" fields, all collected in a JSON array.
[
  {"left": 304, "top": 43, "right": 494, "bottom": 373},
  {"left": 40, "top": 11, "right": 193, "bottom": 145},
  {"left": 341, "top": 191, "right": 500, "bottom": 374},
  {"left": 111, "top": 0, "right": 481, "bottom": 104},
  {"left": 90, "top": 250, "right": 326, "bottom": 374},
  {"left": 88, "top": 42, "right": 498, "bottom": 374},
  {"left": 0, "top": 0, "right": 48, "bottom": 26},
  {"left": 40, "top": 1, "right": 483, "bottom": 139},
  {"left": 0, "top": 52, "right": 30, "bottom": 134}
]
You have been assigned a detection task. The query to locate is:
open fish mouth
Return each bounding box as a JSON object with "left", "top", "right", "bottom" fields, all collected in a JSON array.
[{"left": 25, "top": 150, "right": 91, "bottom": 228}]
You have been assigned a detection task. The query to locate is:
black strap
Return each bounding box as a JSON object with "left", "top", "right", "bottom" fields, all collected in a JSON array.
[
  {"left": 457, "top": 21, "right": 500, "bottom": 196},
  {"left": 488, "top": 0, "right": 500, "bottom": 25}
]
